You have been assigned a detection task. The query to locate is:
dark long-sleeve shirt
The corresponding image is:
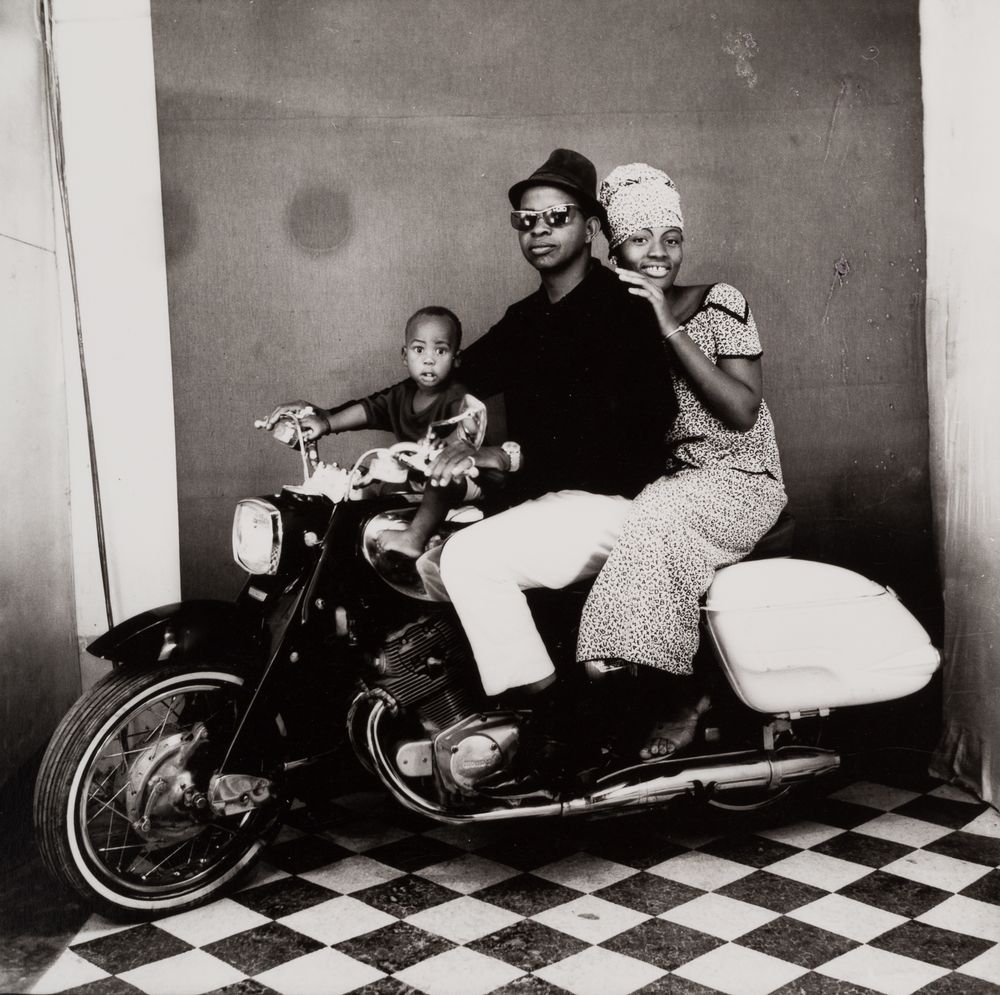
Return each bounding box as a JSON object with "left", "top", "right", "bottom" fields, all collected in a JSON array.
[{"left": 459, "top": 261, "right": 676, "bottom": 502}]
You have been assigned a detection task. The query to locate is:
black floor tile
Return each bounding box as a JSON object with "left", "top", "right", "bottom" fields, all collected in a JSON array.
[
  {"left": 59, "top": 979, "right": 147, "bottom": 995},
  {"left": 352, "top": 873, "right": 459, "bottom": 917},
  {"left": 808, "top": 799, "right": 885, "bottom": 830},
  {"left": 635, "top": 975, "right": 718, "bottom": 994},
  {"left": 261, "top": 835, "right": 353, "bottom": 874},
  {"left": 350, "top": 979, "right": 426, "bottom": 995},
  {"left": 837, "top": 870, "right": 952, "bottom": 918},
  {"left": 202, "top": 922, "right": 324, "bottom": 975},
  {"left": 364, "top": 835, "right": 464, "bottom": 872},
  {"left": 473, "top": 873, "right": 583, "bottom": 916},
  {"left": 915, "top": 973, "right": 1000, "bottom": 994},
  {"left": 467, "top": 919, "right": 588, "bottom": 971},
  {"left": 71, "top": 924, "right": 192, "bottom": 975},
  {"left": 578, "top": 821, "right": 688, "bottom": 870},
  {"left": 893, "top": 795, "right": 988, "bottom": 829},
  {"left": 810, "top": 830, "right": 914, "bottom": 868},
  {"left": 204, "top": 980, "right": 280, "bottom": 995},
  {"left": 869, "top": 920, "right": 995, "bottom": 970},
  {"left": 491, "top": 976, "right": 573, "bottom": 993},
  {"left": 475, "top": 834, "right": 582, "bottom": 872},
  {"left": 736, "top": 916, "right": 859, "bottom": 969},
  {"left": 773, "top": 974, "right": 881, "bottom": 994},
  {"left": 601, "top": 918, "right": 723, "bottom": 972},
  {"left": 716, "top": 870, "right": 828, "bottom": 913},
  {"left": 961, "top": 869, "right": 1000, "bottom": 905},
  {"left": 231, "top": 875, "right": 339, "bottom": 917},
  {"left": 593, "top": 871, "right": 703, "bottom": 915},
  {"left": 334, "top": 921, "right": 454, "bottom": 974},
  {"left": 925, "top": 830, "right": 1000, "bottom": 867},
  {"left": 699, "top": 833, "right": 803, "bottom": 869}
]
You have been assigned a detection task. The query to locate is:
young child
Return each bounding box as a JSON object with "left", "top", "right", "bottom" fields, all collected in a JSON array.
[{"left": 266, "top": 306, "right": 475, "bottom": 559}]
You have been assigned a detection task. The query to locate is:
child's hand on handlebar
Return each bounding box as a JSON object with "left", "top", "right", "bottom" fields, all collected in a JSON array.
[{"left": 262, "top": 401, "right": 329, "bottom": 443}]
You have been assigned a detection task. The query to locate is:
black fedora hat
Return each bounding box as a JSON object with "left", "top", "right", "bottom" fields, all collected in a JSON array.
[{"left": 508, "top": 148, "right": 605, "bottom": 222}]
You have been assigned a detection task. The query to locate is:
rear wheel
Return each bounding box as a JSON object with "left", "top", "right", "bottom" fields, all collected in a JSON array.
[{"left": 34, "top": 661, "right": 286, "bottom": 921}]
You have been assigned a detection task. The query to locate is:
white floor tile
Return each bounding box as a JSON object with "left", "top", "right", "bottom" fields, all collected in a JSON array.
[
  {"left": 917, "top": 894, "right": 1000, "bottom": 941},
  {"left": 405, "top": 895, "right": 522, "bottom": 944},
  {"left": 254, "top": 947, "right": 385, "bottom": 995},
  {"left": 156, "top": 897, "right": 270, "bottom": 945},
  {"left": 881, "top": 848, "right": 990, "bottom": 893},
  {"left": 646, "top": 850, "right": 753, "bottom": 891},
  {"left": 29, "top": 949, "right": 108, "bottom": 994},
  {"left": 532, "top": 894, "right": 649, "bottom": 944},
  {"left": 533, "top": 852, "right": 638, "bottom": 893},
  {"left": 754, "top": 819, "right": 845, "bottom": 850},
  {"left": 830, "top": 782, "right": 920, "bottom": 811},
  {"left": 534, "top": 945, "right": 665, "bottom": 995},
  {"left": 852, "top": 812, "right": 953, "bottom": 848},
  {"left": 299, "top": 853, "right": 404, "bottom": 893},
  {"left": 960, "top": 806, "right": 1000, "bottom": 838},
  {"left": 415, "top": 853, "right": 519, "bottom": 894},
  {"left": 672, "top": 942, "right": 806, "bottom": 995},
  {"left": 788, "top": 893, "right": 907, "bottom": 943},
  {"left": 659, "top": 893, "right": 780, "bottom": 941},
  {"left": 959, "top": 942, "right": 1000, "bottom": 986},
  {"left": 119, "top": 949, "right": 245, "bottom": 995},
  {"left": 278, "top": 894, "right": 396, "bottom": 944},
  {"left": 763, "top": 849, "right": 870, "bottom": 891},
  {"left": 393, "top": 945, "right": 524, "bottom": 995},
  {"left": 817, "top": 944, "right": 949, "bottom": 995}
]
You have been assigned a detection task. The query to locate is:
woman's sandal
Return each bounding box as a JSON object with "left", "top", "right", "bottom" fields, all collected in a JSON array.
[{"left": 639, "top": 694, "right": 711, "bottom": 762}]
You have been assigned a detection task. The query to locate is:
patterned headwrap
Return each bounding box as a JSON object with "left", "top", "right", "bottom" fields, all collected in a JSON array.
[{"left": 599, "top": 163, "right": 684, "bottom": 250}]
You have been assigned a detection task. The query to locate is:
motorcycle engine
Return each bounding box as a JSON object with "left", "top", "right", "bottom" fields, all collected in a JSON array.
[
  {"left": 433, "top": 713, "right": 520, "bottom": 795},
  {"left": 368, "top": 614, "right": 477, "bottom": 731}
]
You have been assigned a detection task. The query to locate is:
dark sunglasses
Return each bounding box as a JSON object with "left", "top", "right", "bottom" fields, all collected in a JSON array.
[{"left": 509, "top": 203, "right": 579, "bottom": 231}]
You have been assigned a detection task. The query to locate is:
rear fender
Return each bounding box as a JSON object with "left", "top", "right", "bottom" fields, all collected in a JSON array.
[{"left": 88, "top": 600, "right": 267, "bottom": 670}]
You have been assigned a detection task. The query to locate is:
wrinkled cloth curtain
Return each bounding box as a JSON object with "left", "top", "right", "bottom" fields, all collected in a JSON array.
[{"left": 923, "top": 0, "right": 1000, "bottom": 804}]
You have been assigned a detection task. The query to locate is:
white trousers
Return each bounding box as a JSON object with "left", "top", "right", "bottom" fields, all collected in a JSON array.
[{"left": 435, "top": 490, "right": 632, "bottom": 696}]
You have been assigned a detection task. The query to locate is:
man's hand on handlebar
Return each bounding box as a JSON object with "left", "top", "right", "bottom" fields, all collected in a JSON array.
[
  {"left": 263, "top": 401, "right": 329, "bottom": 443},
  {"left": 427, "top": 440, "right": 513, "bottom": 487}
]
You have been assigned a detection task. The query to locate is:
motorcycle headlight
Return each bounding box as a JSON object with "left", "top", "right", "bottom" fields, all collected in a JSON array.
[{"left": 232, "top": 498, "right": 283, "bottom": 575}]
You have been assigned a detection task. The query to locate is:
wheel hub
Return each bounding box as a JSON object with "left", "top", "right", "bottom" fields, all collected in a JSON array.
[{"left": 125, "top": 723, "right": 210, "bottom": 843}]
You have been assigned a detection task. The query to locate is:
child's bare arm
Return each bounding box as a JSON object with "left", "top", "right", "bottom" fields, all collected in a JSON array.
[{"left": 323, "top": 402, "right": 369, "bottom": 435}]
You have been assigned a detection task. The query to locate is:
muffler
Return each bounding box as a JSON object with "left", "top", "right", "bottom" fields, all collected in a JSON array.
[
  {"left": 561, "top": 746, "right": 841, "bottom": 816},
  {"left": 365, "top": 702, "right": 839, "bottom": 825}
]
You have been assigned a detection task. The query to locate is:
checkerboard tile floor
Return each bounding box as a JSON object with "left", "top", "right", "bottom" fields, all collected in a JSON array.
[{"left": 30, "top": 768, "right": 1000, "bottom": 995}]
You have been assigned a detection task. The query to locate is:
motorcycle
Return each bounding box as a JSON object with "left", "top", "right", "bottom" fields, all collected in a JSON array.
[{"left": 33, "top": 400, "right": 942, "bottom": 921}]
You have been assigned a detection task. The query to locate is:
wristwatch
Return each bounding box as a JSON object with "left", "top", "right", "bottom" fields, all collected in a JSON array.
[{"left": 501, "top": 441, "right": 522, "bottom": 473}]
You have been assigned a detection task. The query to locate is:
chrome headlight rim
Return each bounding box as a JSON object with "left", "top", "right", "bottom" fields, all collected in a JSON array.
[{"left": 232, "top": 498, "right": 283, "bottom": 576}]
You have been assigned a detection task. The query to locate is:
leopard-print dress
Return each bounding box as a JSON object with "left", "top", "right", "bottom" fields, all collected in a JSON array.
[{"left": 575, "top": 283, "right": 787, "bottom": 673}]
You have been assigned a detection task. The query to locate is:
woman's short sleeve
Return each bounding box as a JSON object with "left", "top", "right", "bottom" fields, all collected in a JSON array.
[{"left": 707, "top": 284, "right": 763, "bottom": 359}]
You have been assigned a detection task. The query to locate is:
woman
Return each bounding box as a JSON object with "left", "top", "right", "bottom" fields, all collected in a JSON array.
[{"left": 576, "top": 163, "right": 786, "bottom": 760}]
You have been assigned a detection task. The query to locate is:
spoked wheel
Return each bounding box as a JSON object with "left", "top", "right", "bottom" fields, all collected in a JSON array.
[{"left": 34, "top": 661, "right": 286, "bottom": 921}]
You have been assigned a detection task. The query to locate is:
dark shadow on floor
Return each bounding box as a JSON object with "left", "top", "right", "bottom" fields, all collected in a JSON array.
[{"left": 0, "top": 751, "right": 90, "bottom": 994}]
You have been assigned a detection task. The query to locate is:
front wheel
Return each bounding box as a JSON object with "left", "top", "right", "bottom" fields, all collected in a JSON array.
[{"left": 33, "top": 661, "right": 286, "bottom": 921}]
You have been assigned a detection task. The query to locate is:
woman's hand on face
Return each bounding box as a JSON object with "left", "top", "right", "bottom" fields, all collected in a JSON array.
[{"left": 615, "top": 268, "right": 678, "bottom": 333}]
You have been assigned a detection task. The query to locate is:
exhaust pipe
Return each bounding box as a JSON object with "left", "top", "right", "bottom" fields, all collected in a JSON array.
[{"left": 365, "top": 702, "right": 840, "bottom": 825}]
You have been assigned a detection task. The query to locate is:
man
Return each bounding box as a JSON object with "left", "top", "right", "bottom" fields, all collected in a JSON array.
[{"left": 426, "top": 148, "right": 675, "bottom": 697}]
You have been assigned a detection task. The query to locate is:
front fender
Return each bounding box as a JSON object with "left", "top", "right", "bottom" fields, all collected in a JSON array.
[{"left": 88, "top": 600, "right": 267, "bottom": 670}]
